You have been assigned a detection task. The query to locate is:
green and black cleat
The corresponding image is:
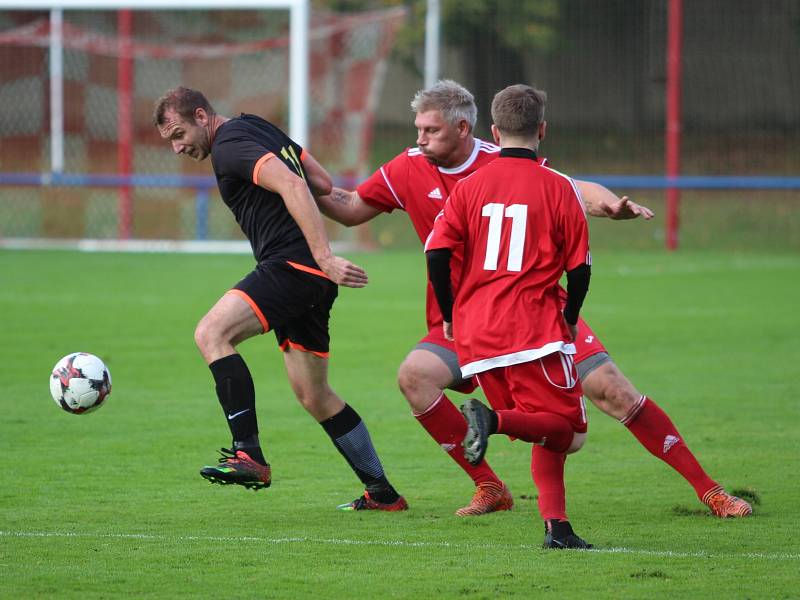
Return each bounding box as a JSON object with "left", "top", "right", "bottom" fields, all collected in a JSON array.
[{"left": 200, "top": 448, "right": 271, "bottom": 491}]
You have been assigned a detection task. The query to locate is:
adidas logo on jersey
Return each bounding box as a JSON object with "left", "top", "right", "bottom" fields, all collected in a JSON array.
[
  {"left": 428, "top": 187, "right": 443, "bottom": 200},
  {"left": 662, "top": 434, "right": 680, "bottom": 454}
]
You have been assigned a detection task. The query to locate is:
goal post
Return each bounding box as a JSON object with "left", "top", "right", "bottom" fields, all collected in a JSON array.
[
  {"left": 0, "top": 0, "right": 311, "bottom": 175},
  {"left": 0, "top": 2, "right": 406, "bottom": 246}
]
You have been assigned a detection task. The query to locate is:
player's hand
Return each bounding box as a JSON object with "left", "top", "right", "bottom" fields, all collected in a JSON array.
[
  {"left": 602, "top": 196, "right": 655, "bottom": 220},
  {"left": 318, "top": 255, "right": 369, "bottom": 288},
  {"left": 443, "top": 321, "right": 454, "bottom": 341},
  {"left": 562, "top": 314, "right": 578, "bottom": 342},
  {"left": 567, "top": 322, "right": 578, "bottom": 342}
]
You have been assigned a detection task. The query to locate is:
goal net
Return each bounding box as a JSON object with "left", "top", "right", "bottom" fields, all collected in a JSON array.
[{"left": 0, "top": 6, "right": 405, "bottom": 245}]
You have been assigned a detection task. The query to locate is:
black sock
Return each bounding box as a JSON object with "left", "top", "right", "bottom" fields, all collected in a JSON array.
[
  {"left": 209, "top": 354, "right": 266, "bottom": 465},
  {"left": 320, "top": 404, "right": 399, "bottom": 503}
]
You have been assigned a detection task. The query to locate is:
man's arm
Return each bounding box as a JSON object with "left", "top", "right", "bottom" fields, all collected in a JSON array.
[
  {"left": 563, "top": 263, "right": 591, "bottom": 341},
  {"left": 575, "top": 180, "right": 654, "bottom": 220},
  {"left": 314, "top": 187, "right": 383, "bottom": 227},
  {"left": 301, "top": 151, "right": 333, "bottom": 197},
  {"left": 425, "top": 248, "right": 455, "bottom": 341},
  {"left": 256, "top": 158, "right": 368, "bottom": 288}
]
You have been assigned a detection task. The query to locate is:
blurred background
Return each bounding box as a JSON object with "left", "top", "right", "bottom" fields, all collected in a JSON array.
[{"left": 0, "top": 0, "right": 798, "bottom": 252}]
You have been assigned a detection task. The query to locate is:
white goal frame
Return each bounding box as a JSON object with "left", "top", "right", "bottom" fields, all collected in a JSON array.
[{"left": 0, "top": 0, "right": 310, "bottom": 174}]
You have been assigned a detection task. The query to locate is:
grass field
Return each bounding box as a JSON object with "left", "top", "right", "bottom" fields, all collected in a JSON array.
[{"left": 1, "top": 248, "right": 798, "bottom": 598}]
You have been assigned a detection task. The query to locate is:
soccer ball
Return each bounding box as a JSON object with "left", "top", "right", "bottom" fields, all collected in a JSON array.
[{"left": 49, "top": 353, "right": 112, "bottom": 414}]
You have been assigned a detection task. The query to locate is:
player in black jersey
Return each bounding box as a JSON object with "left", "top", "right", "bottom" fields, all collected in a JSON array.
[{"left": 153, "top": 87, "right": 407, "bottom": 511}]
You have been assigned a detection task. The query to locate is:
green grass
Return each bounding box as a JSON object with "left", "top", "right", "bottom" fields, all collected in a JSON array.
[{"left": 1, "top": 248, "right": 798, "bottom": 598}]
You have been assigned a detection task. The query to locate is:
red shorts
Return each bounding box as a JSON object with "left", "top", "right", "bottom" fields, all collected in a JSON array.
[
  {"left": 573, "top": 316, "right": 607, "bottom": 363},
  {"left": 474, "top": 352, "right": 588, "bottom": 433}
]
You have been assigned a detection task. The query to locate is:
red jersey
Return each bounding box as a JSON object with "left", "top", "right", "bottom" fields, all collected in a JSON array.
[
  {"left": 356, "top": 139, "right": 500, "bottom": 329},
  {"left": 425, "top": 149, "right": 591, "bottom": 377}
]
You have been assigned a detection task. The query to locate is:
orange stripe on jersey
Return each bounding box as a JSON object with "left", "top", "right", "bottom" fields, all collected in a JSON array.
[
  {"left": 225, "top": 289, "right": 270, "bottom": 333},
  {"left": 300, "top": 148, "right": 308, "bottom": 162},
  {"left": 279, "top": 339, "right": 330, "bottom": 359},
  {"left": 286, "top": 260, "right": 329, "bottom": 280},
  {"left": 252, "top": 152, "right": 276, "bottom": 185}
]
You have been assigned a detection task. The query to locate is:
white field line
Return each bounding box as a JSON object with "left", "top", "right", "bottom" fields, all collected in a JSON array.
[{"left": 1, "top": 530, "right": 798, "bottom": 561}]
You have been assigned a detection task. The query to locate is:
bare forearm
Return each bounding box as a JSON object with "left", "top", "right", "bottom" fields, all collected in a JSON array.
[
  {"left": 576, "top": 180, "right": 615, "bottom": 218},
  {"left": 576, "top": 179, "right": 654, "bottom": 220},
  {"left": 315, "top": 187, "right": 380, "bottom": 227}
]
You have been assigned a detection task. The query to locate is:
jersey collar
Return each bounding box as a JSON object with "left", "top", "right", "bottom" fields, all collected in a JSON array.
[
  {"left": 499, "top": 147, "right": 538, "bottom": 161},
  {"left": 437, "top": 138, "right": 481, "bottom": 175}
]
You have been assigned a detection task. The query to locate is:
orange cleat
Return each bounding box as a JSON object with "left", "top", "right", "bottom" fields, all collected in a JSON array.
[
  {"left": 455, "top": 481, "right": 514, "bottom": 517},
  {"left": 702, "top": 486, "right": 753, "bottom": 518}
]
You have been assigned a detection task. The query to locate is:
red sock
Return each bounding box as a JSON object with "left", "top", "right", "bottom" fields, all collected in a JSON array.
[
  {"left": 415, "top": 394, "right": 500, "bottom": 485},
  {"left": 495, "top": 410, "right": 573, "bottom": 453},
  {"left": 623, "top": 396, "right": 718, "bottom": 499},
  {"left": 531, "top": 446, "right": 568, "bottom": 521}
]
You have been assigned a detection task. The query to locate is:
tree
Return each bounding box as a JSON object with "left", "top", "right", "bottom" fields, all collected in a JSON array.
[{"left": 313, "top": 0, "right": 563, "bottom": 135}]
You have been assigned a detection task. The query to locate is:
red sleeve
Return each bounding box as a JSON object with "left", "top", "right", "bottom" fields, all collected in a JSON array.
[
  {"left": 356, "top": 151, "right": 410, "bottom": 213},
  {"left": 561, "top": 178, "right": 591, "bottom": 271},
  {"left": 424, "top": 184, "right": 465, "bottom": 252}
]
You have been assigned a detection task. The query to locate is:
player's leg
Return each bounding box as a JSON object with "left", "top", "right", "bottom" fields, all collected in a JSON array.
[
  {"left": 280, "top": 278, "right": 406, "bottom": 511},
  {"left": 576, "top": 318, "right": 751, "bottom": 517},
  {"left": 532, "top": 446, "right": 591, "bottom": 549},
  {"left": 463, "top": 355, "right": 587, "bottom": 464},
  {"left": 398, "top": 338, "right": 512, "bottom": 516},
  {"left": 282, "top": 348, "right": 407, "bottom": 511},
  {"left": 469, "top": 357, "right": 591, "bottom": 549},
  {"left": 195, "top": 289, "right": 272, "bottom": 489}
]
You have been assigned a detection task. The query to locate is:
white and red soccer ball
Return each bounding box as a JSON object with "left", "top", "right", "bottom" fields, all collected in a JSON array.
[{"left": 49, "top": 353, "right": 112, "bottom": 414}]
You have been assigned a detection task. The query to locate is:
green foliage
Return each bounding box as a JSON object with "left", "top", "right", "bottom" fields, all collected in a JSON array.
[
  {"left": 312, "top": 0, "right": 562, "bottom": 79},
  {"left": 1, "top": 248, "right": 798, "bottom": 598},
  {"left": 439, "top": 0, "right": 560, "bottom": 50}
]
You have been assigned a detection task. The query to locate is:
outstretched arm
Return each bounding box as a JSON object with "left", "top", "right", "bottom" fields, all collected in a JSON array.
[
  {"left": 575, "top": 180, "right": 654, "bottom": 220},
  {"left": 314, "top": 187, "right": 383, "bottom": 227},
  {"left": 256, "top": 158, "right": 368, "bottom": 288}
]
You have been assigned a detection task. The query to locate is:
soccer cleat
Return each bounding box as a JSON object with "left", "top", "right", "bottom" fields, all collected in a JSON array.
[
  {"left": 337, "top": 491, "right": 409, "bottom": 512},
  {"left": 200, "top": 448, "right": 272, "bottom": 491},
  {"left": 702, "top": 486, "right": 753, "bottom": 518},
  {"left": 542, "top": 520, "right": 593, "bottom": 550},
  {"left": 455, "top": 481, "right": 514, "bottom": 517},
  {"left": 460, "top": 398, "right": 492, "bottom": 466}
]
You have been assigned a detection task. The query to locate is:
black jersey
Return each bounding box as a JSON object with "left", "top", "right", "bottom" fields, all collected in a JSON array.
[{"left": 211, "top": 114, "right": 316, "bottom": 265}]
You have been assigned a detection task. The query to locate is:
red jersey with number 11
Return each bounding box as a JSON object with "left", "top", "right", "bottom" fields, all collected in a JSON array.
[{"left": 425, "top": 150, "right": 591, "bottom": 378}]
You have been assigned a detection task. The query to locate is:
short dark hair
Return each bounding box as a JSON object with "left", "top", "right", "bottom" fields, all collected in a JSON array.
[
  {"left": 152, "top": 86, "right": 215, "bottom": 126},
  {"left": 490, "top": 84, "right": 547, "bottom": 138}
]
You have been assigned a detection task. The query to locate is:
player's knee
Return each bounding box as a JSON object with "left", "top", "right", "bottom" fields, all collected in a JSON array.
[
  {"left": 566, "top": 432, "right": 587, "bottom": 454},
  {"left": 193, "top": 319, "right": 214, "bottom": 354},
  {"left": 397, "top": 360, "right": 440, "bottom": 413},
  {"left": 397, "top": 359, "right": 422, "bottom": 397}
]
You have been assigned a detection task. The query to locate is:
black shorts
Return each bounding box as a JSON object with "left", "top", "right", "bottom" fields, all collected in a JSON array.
[{"left": 229, "top": 260, "right": 338, "bottom": 357}]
